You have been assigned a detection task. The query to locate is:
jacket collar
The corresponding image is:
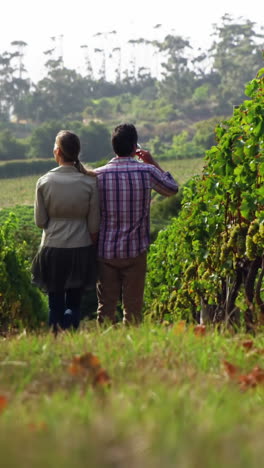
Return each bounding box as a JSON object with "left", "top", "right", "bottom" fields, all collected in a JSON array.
[{"left": 50, "top": 165, "right": 78, "bottom": 173}]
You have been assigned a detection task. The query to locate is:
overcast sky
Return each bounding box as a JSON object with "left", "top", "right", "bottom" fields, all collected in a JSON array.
[{"left": 1, "top": 0, "right": 263, "bottom": 82}]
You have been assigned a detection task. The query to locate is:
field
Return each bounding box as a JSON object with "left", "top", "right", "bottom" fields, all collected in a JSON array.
[
  {"left": 0, "top": 175, "right": 38, "bottom": 208},
  {"left": 0, "top": 158, "right": 205, "bottom": 208},
  {"left": 0, "top": 324, "right": 263, "bottom": 467},
  {"left": 1, "top": 154, "right": 263, "bottom": 467}
]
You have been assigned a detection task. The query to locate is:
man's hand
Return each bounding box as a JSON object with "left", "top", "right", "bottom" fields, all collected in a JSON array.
[
  {"left": 136, "top": 149, "right": 154, "bottom": 164},
  {"left": 135, "top": 149, "right": 164, "bottom": 172}
]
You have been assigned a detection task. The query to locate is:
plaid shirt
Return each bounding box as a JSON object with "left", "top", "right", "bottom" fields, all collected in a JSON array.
[{"left": 95, "top": 156, "right": 178, "bottom": 259}]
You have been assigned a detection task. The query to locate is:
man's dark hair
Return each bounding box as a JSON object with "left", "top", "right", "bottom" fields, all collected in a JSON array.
[{"left": 112, "top": 123, "right": 138, "bottom": 157}]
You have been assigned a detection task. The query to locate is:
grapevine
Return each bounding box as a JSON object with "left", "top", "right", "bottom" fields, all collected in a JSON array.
[{"left": 145, "top": 68, "right": 264, "bottom": 328}]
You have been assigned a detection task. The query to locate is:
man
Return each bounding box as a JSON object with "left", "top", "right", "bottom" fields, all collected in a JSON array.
[{"left": 95, "top": 123, "right": 178, "bottom": 325}]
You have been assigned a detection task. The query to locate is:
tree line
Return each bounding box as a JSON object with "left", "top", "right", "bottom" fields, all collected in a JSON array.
[
  {"left": 0, "top": 15, "right": 263, "bottom": 124},
  {"left": 0, "top": 15, "right": 263, "bottom": 163}
]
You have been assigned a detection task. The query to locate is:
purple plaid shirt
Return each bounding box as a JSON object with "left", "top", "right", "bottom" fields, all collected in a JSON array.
[{"left": 95, "top": 156, "right": 178, "bottom": 259}]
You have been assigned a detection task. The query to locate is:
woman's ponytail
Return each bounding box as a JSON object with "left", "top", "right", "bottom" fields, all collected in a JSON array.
[{"left": 74, "top": 159, "right": 96, "bottom": 177}]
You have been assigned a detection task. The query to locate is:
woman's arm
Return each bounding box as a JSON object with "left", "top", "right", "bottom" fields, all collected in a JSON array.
[{"left": 34, "top": 180, "right": 49, "bottom": 228}]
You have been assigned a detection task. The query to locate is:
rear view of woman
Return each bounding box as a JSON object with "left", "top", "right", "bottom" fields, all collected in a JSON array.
[{"left": 32, "top": 130, "right": 100, "bottom": 333}]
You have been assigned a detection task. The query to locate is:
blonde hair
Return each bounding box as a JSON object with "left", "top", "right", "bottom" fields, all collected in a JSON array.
[{"left": 56, "top": 130, "right": 96, "bottom": 177}]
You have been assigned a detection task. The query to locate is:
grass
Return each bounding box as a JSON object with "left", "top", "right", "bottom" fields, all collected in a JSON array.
[
  {"left": 0, "top": 175, "right": 38, "bottom": 208},
  {"left": 0, "top": 158, "right": 204, "bottom": 208},
  {"left": 0, "top": 323, "right": 263, "bottom": 467},
  {"left": 161, "top": 157, "right": 205, "bottom": 185}
]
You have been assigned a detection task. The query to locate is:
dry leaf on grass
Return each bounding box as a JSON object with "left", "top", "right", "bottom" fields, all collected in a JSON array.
[
  {"left": 239, "top": 340, "right": 264, "bottom": 356},
  {"left": 241, "top": 340, "right": 254, "bottom": 350},
  {"left": 222, "top": 360, "right": 264, "bottom": 391},
  {"left": 222, "top": 360, "right": 240, "bottom": 379},
  {"left": 0, "top": 395, "right": 8, "bottom": 413},
  {"left": 194, "top": 324, "right": 206, "bottom": 337},
  {"left": 68, "top": 352, "right": 111, "bottom": 388},
  {"left": 238, "top": 366, "right": 264, "bottom": 390}
]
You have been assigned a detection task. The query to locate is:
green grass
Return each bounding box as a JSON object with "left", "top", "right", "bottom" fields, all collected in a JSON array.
[
  {"left": 0, "top": 175, "right": 38, "bottom": 208},
  {"left": 161, "top": 157, "right": 205, "bottom": 185},
  {"left": 0, "top": 158, "right": 204, "bottom": 209},
  {"left": 0, "top": 324, "right": 263, "bottom": 467}
]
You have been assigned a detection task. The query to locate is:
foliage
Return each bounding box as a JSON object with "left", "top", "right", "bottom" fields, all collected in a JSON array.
[
  {"left": 0, "top": 16, "right": 263, "bottom": 166},
  {"left": 17, "top": 63, "right": 92, "bottom": 122},
  {"left": 156, "top": 35, "right": 195, "bottom": 103},
  {"left": 0, "top": 129, "right": 27, "bottom": 160},
  {"left": 150, "top": 189, "right": 183, "bottom": 241},
  {"left": 77, "top": 121, "right": 111, "bottom": 162},
  {"left": 0, "top": 159, "right": 55, "bottom": 178},
  {"left": 0, "top": 42, "right": 29, "bottom": 122},
  {"left": 0, "top": 205, "right": 40, "bottom": 259},
  {"left": 192, "top": 116, "right": 225, "bottom": 149},
  {"left": 27, "top": 120, "right": 62, "bottom": 159},
  {"left": 209, "top": 15, "right": 264, "bottom": 113},
  {"left": 145, "top": 69, "right": 264, "bottom": 327},
  {"left": 192, "top": 84, "right": 211, "bottom": 103},
  {"left": 84, "top": 94, "right": 177, "bottom": 125},
  {"left": 27, "top": 120, "right": 111, "bottom": 162},
  {"left": 0, "top": 213, "right": 47, "bottom": 331},
  {"left": 161, "top": 131, "right": 205, "bottom": 159},
  {"left": 1, "top": 18, "right": 262, "bottom": 126},
  {"left": 0, "top": 205, "right": 99, "bottom": 322},
  {"left": 143, "top": 118, "right": 226, "bottom": 161}
]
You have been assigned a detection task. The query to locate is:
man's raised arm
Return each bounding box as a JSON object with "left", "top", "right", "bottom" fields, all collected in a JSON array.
[{"left": 136, "top": 148, "right": 178, "bottom": 197}]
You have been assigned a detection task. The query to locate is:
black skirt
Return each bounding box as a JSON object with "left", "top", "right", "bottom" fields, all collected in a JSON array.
[{"left": 32, "top": 245, "right": 97, "bottom": 292}]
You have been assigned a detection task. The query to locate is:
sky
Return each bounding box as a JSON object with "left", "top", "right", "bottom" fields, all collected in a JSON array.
[{"left": 1, "top": 0, "right": 264, "bottom": 82}]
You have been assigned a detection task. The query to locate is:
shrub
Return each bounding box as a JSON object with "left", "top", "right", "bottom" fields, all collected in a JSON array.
[
  {"left": 0, "top": 129, "right": 27, "bottom": 160},
  {"left": 0, "top": 159, "right": 55, "bottom": 178},
  {"left": 0, "top": 214, "right": 47, "bottom": 332},
  {"left": 0, "top": 206, "right": 41, "bottom": 259}
]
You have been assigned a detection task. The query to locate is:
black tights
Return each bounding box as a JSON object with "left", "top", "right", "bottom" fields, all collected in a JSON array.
[{"left": 48, "top": 288, "right": 82, "bottom": 333}]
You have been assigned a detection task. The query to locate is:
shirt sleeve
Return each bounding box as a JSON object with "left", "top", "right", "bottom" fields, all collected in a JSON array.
[
  {"left": 87, "top": 178, "right": 100, "bottom": 234},
  {"left": 34, "top": 179, "right": 49, "bottom": 228},
  {"left": 149, "top": 166, "right": 179, "bottom": 196}
]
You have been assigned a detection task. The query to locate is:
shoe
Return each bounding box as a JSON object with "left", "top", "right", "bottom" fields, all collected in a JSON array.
[{"left": 64, "top": 309, "right": 73, "bottom": 329}]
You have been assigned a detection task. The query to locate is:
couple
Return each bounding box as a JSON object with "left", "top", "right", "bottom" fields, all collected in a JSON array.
[{"left": 32, "top": 124, "right": 178, "bottom": 332}]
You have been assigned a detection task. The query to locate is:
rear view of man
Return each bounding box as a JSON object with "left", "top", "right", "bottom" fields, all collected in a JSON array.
[{"left": 95, "top": 123, "right": 178, "bottom": 325}]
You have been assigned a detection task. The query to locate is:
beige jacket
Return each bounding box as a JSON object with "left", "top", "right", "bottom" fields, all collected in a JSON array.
[{"left": 34, "top": 165, "right": 100, "bottom": 248}]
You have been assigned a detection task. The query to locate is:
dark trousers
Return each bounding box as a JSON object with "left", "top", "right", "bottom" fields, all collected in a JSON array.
[{"left": 48, "top": 288, "right": 82, "bottom": 332}]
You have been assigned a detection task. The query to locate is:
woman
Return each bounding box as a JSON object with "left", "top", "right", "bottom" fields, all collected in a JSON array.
[{"left": 32, "top": 130, "right": 100, "bottom": 333}]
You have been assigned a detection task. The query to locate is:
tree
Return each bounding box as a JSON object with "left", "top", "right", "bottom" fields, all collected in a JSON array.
[
  {"left": 0, "top": 51, "right": 15, "bottom": 121},
  {"left": 155, "top": 34, "right": 196, "bottom": 104},
  {"left": 28, "top": 120, "right": 111, "bottom": 162},
  {"left": 28, "top": 120, "right": 62, "bottom": 158},
  {"left": 79, "top": 121, "right": 111, "bottom": 162},
  {"left": 0, "top": 129, "right": 27, "bottom": 160},
  {"left": 210, "top": 15, "right": 264, "bottom": 112},
  {"left": 0, "top": 42, "right": 30, "bottom": 122},
  {"left": 23, "top": 54, "right": 94, "bottom": 122}
]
